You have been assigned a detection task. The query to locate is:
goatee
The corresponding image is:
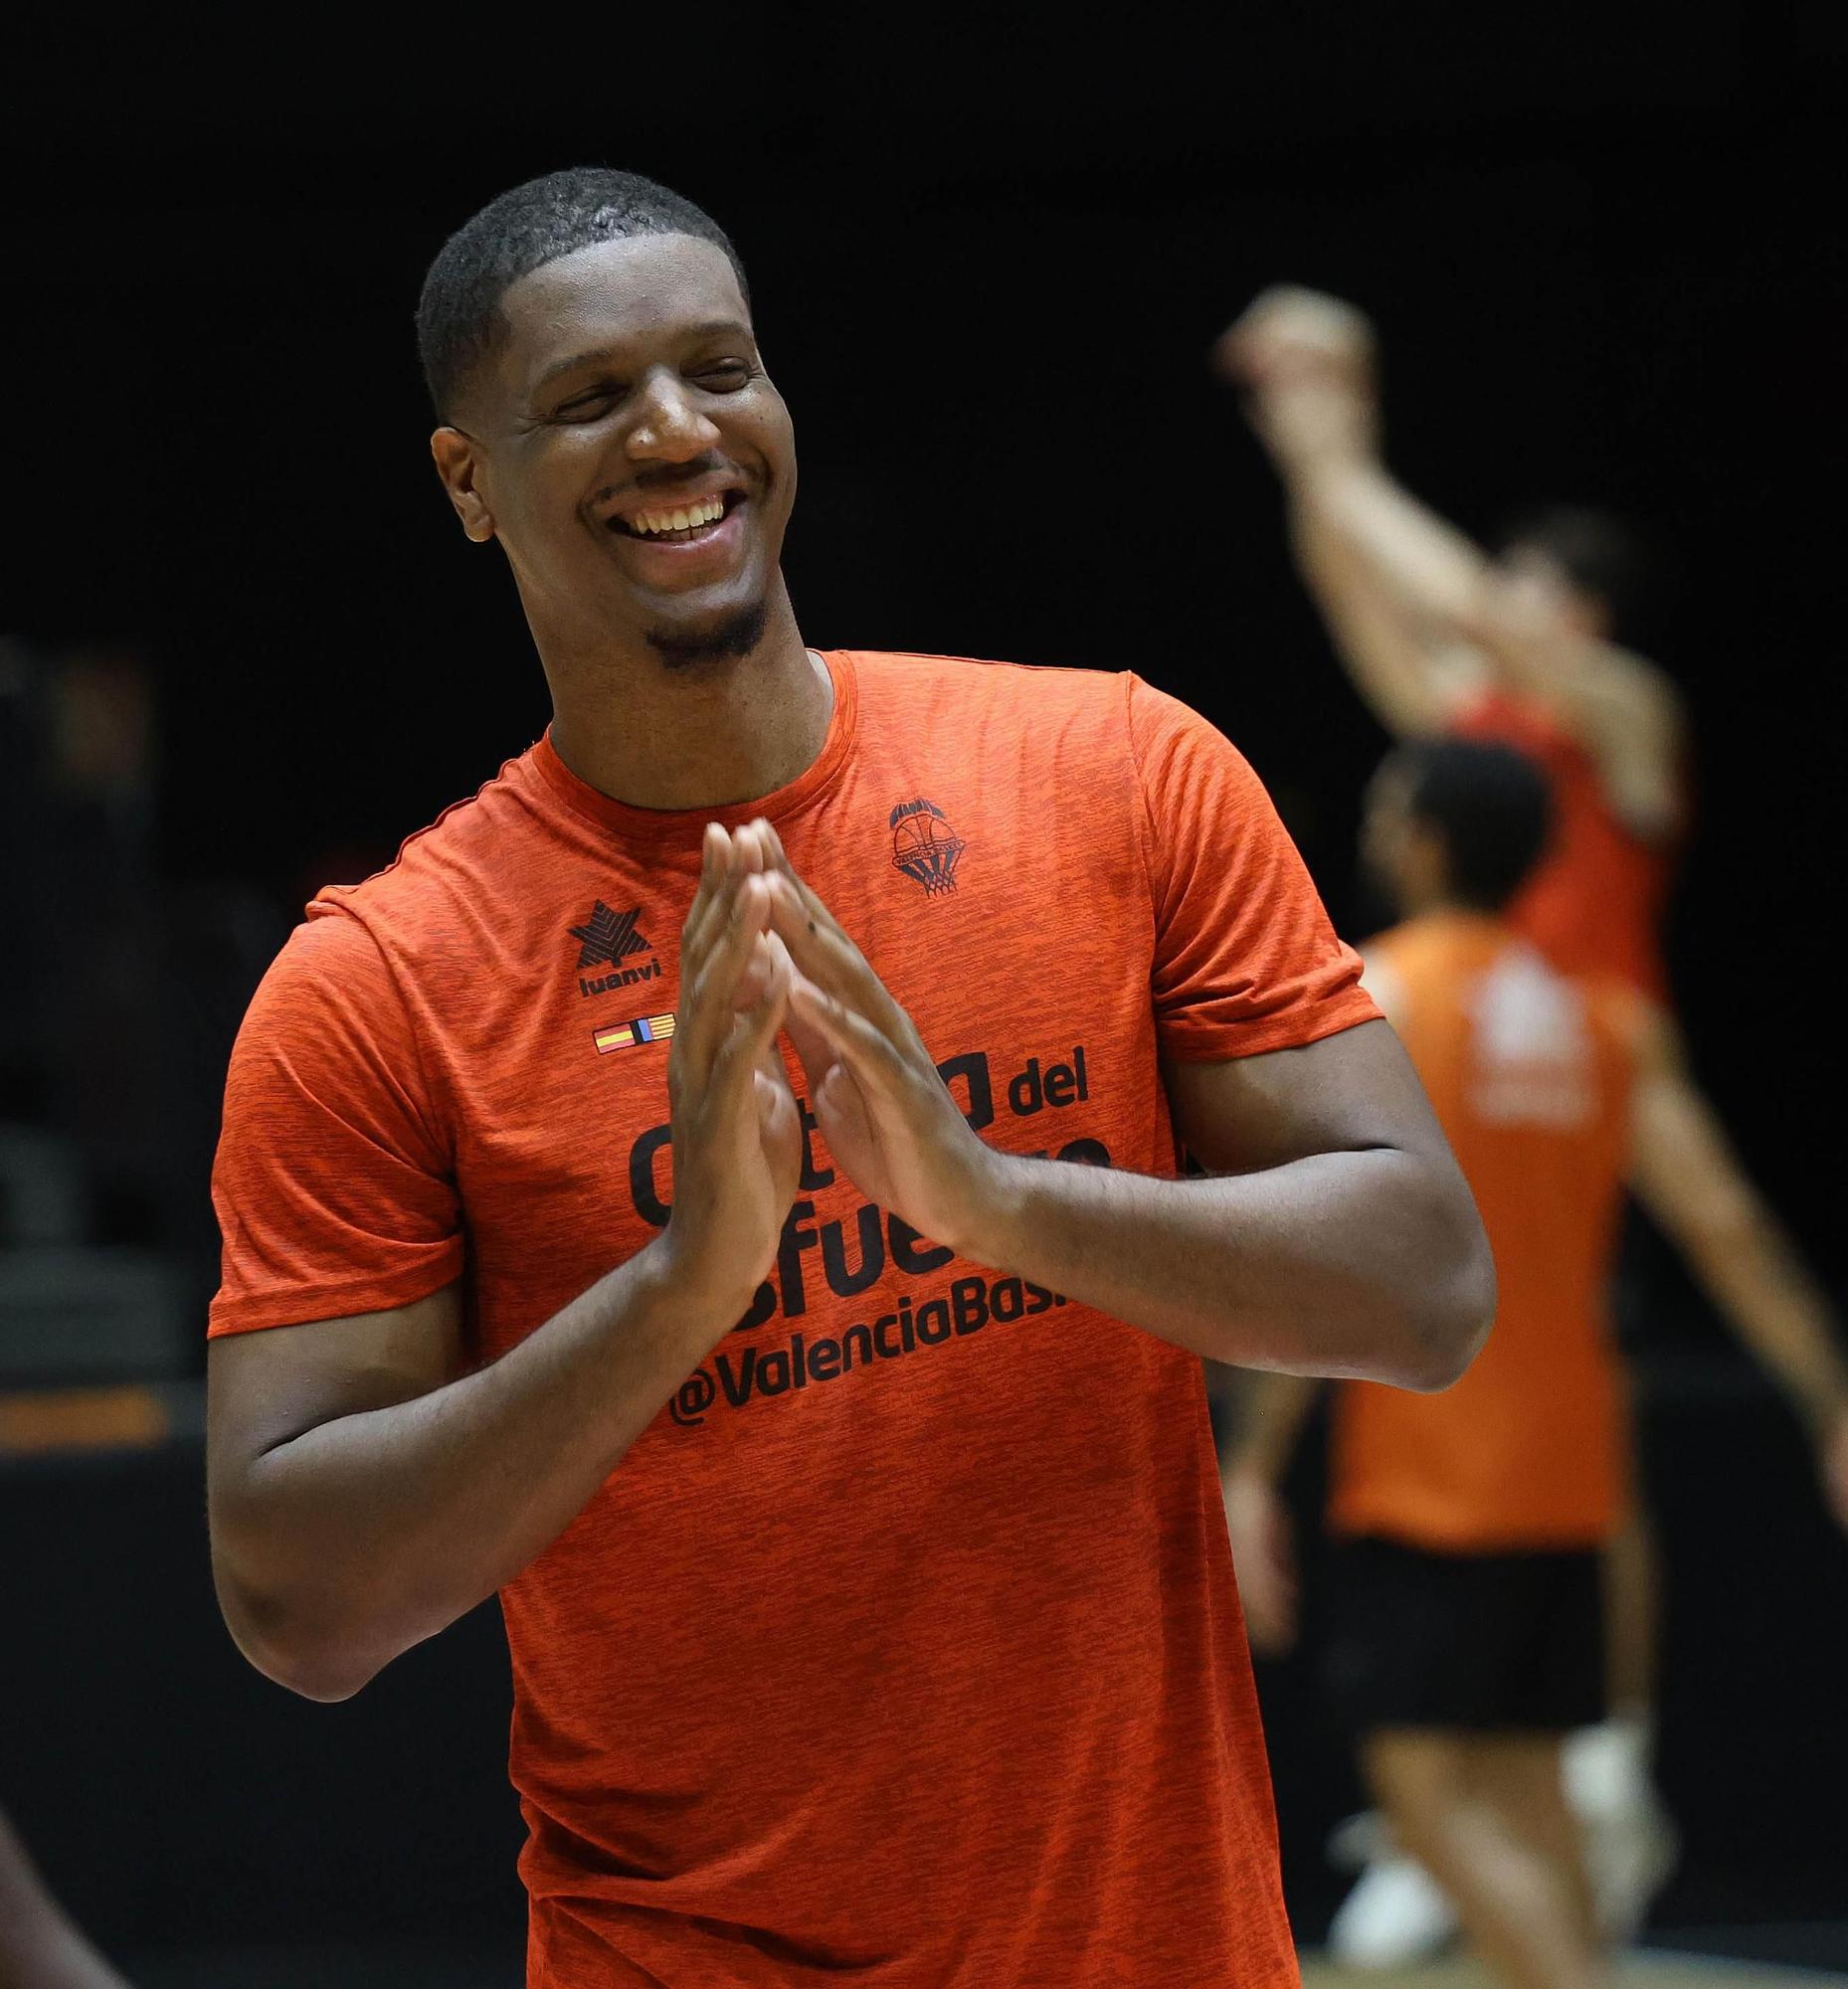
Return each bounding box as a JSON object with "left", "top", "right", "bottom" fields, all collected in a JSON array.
[{"left": 647, "top": 601, "right": 770, "bottom": 672}]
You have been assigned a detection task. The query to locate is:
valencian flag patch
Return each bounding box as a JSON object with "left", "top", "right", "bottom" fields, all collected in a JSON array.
[{"left": 594, "top": 1011, "right": 677, "bottom": 1056}]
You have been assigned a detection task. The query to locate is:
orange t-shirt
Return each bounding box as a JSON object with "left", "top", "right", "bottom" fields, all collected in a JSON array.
[
  {"left": 1454, "top": 690, "right": 1676, "bottom": 996},
  {"left": 212, "top": 649, "right": 1378, "bottom": 1988},
  {"left": 1330, "top": 913, "right": 1637, "bottom": 1552}
]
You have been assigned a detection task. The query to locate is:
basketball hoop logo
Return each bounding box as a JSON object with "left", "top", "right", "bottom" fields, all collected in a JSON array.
[{"left": 889, "top": 797, "right": 967, "bottom": 897}]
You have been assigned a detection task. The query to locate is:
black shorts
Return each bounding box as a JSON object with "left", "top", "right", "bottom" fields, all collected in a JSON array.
[{"left": 1321, "top": 1536, "right": 1604, "bottom": 1736}]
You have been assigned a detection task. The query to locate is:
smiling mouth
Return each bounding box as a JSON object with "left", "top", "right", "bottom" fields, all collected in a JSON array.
[{"left": 607, "top": 490, "right": 746, "bottom": 545}]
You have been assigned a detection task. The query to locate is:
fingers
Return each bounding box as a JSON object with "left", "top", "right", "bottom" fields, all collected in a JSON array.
[
  {"left": 681, "top": 821, "right": 744, "bottom": 970},
  {"left": 760, "top": 823, "right": 840, "bottom": 936},
  {"left": 682, "top": 816, "right": 784, "bottom": 960},
  {"left": 785, "top": 969, "right": 906, "bottom": 1095},
  {"left": 682, "top": 819, "right": 916, "bottom": 1089},
  {"left": 764, "top": 871, "right": 913, "bottom": 1046},
  {"left": 679, "top": 870, "right": 773, "bottom": 1086},
  {"left": 681, "top": 814, "right": 783, "bottom": 979},
  {"left": 714, "top": 930, "right": 793, "bottom": 1103},
  {"left": 777, "top": 972, "right": 840, "bottom": 1101}
]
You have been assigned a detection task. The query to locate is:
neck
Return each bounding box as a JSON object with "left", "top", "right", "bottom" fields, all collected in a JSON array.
[{"left": 542, "top": 581, "right": 832, "bottom": 811}]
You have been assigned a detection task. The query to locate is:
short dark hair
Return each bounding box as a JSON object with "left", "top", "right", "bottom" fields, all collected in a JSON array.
[
  {"left": 415, "top": 167, "right": 750, "bottom": 422},
  {"left": 1494, "top": 504, "right": 1649, "bottom": 637},
  {"left": 1392, "top": 738, "right": 1555, "bottom": 913}
]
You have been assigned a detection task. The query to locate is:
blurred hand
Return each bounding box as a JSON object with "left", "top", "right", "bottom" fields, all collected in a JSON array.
[
  {"left": 753, "top": 824, "right": 1002, "bottom": 1260},
  {"left": 1212, "top": 283, "right": 1377, "bottom": 394},
  {"left": 1212, "top": 286, "right": 1381, "bottom": 473},
  {"left": 659, "top": 821, "right": 803, "bottom": 1320},
  {"left": 1220, "top": 1470, "right": 1300, "bottom": 1657},
  {"left": 1820, "top": 1407, "right": 1848, "bottom": 1534}
]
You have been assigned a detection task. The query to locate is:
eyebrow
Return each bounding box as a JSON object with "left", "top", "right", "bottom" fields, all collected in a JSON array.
[{"left": 532, "top": 320, "right": 754, "bottom": 396}]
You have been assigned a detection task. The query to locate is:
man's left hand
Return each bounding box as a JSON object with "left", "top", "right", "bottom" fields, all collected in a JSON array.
[{"left": 748, "top": 822, "right": 1007, "bottom": 1261}]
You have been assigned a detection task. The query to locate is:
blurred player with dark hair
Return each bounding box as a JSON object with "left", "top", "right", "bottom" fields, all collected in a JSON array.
[{"left": 1223, "top": 739, "right": 1847, "bottom": 1987}]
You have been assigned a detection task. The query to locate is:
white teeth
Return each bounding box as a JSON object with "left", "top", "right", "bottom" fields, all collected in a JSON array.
[{"left": 626, "top": 495, "right": 727, "bottom": 537}]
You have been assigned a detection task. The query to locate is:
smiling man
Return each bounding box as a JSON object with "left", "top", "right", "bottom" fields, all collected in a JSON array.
[{"left": 205, "top": 169, "right": 1493, "bottom": 1988}]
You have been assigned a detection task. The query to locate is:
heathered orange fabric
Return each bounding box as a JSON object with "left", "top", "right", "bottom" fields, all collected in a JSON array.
[
  {"left": 1331, "top": 913, "right": 1638, "bottom": 1552},
  {"left": 1454, "top": 691, "right": 1676, "bottom": 996},
  {"left": 212, "top": 649, "right": 1379, "bottom": 1987}
]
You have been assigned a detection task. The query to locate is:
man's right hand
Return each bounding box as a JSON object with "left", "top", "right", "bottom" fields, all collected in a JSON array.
[
  {"left": 1220, "top": 1470, "right": 1300, "bottom": 1658},
  {"left": 659, "top": 820, "right": 802, "bottom": 1320}
]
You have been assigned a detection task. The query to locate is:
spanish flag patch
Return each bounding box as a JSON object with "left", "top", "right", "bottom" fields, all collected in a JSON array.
[{"left": 594, "top": 1011, "right": 677, "bottom": 1055}]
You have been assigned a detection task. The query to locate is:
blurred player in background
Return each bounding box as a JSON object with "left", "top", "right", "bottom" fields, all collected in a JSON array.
[
  {"left": 1222, "top": 740, "right": 1848, "bottom": 1989},
  {"left": 1215, "top": 289, "right": 1848, "bottom": 1953}
]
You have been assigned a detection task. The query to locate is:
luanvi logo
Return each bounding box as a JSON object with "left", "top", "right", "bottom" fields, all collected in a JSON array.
[{"left": 570, "top": 901, "right": 660, "bottom": 998}]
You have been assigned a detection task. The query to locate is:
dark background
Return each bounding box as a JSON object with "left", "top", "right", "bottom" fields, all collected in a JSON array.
[{"left": 4, "top": 2, "right": 1844, "bottom": 1970}]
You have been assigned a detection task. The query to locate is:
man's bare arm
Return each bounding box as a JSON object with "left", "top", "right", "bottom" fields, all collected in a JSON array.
[
  {"left": 763, "top": 828, "right": 1495, "bottom": 1397},
  {"left": 1627, "top": 1003, "right": 1848, "bottom": 1524},
  {"left": 209, "top": 1263, "right": 725, "bottom": 1703},
  {"left": 959, "top": 1023, "right": 1493, "bottom": 1388},
  {"left": 1301, "top": 452, "right": 1684, "bottom": 838},
  {"left": 209, "top": 823, "right": 806, "bottom": 1702},
  {"left": 1218, "top": 286, "right": 1488, "bottom": 738},
  {"left": 1284, "top": 469, "right": 1484, "bottom": 739}
]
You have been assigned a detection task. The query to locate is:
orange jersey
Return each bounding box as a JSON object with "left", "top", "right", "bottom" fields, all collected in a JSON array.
[
  {"left": 1330, "top": 913, "right": 1638, "bottom": 1551},
  {"left": 1454, "top": 690, "right": 1676, "bottom": 996},
  {"left": 212, "top": 650, "right": 1377, "bottom": 1988}
]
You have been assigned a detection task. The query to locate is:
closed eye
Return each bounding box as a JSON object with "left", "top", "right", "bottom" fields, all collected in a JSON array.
[
  {"left": 550, "top": 359, "right": 755, "bottom": 424},
  {"left": 554, "top": 386, "right": 622, "bottom": 422}
]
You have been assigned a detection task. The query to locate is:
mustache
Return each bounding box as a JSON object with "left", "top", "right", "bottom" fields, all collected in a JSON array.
[{"left": 591, "top": 454, "right": 742, "bottom": 507}]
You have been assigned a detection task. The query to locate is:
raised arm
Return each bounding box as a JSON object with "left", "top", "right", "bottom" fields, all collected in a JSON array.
[
  {"left": 1217, "top": 287, "right": 1685, "bottom": 839},
  {"left": 1627, "top": 1003, "right": 1848, "bottom": 1529},
  {"left": 1216, "top": 285, "right": 1489, "bottom": 738},
  {"left": 209, "top": 824, "right": 805, "bottom": 1701}
]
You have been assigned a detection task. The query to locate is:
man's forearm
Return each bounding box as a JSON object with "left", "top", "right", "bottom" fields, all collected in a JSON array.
[
  {"left": 1633, "top": 1046, "right": 1848, "bottom": 1435},
  {"left": 217, "top": 1244, "right": 730, "bottom": 1701},
  {"left": 965, "top": 1147, "right": 1490, "bottom": 1389},
  {"left": 1291, "top": 452, "right": 1487, "bottom": 634},
  {"left": 1685, "top": 1208, "right": 1848, "bottom": 1433}
]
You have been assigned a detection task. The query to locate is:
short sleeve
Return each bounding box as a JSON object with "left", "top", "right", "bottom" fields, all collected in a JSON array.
[
  {"left": 209, "top": 911, "right": 464, "bottom": 1336},
  {"left": 1126, "top": 673, "right": 1379, "bottom": 1061}
]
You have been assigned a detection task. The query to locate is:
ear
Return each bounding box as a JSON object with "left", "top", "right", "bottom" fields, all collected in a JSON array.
[{"left": 430, "top": 427, "right": 496, "bottom": 543}]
